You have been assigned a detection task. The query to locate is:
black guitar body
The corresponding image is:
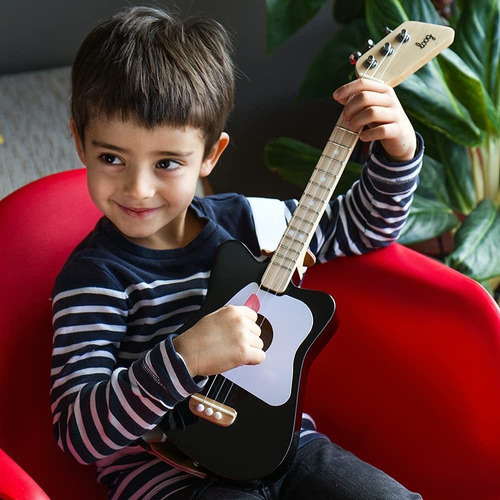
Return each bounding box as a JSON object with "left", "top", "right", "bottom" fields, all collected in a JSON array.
[{"left": 162, "top": 240, "right": 337, "bottom": 482}]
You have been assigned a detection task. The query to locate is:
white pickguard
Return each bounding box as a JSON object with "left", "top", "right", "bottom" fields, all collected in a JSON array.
[{"left": 222, "top": 282, "right": 313, "bottom": 406}]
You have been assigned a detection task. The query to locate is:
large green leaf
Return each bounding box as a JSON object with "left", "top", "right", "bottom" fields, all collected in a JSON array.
[
  {"left": 264, "top": 136, "right": 363, "bottom": 194},
  {"left": 445, "top": 199, "right": 500, "bottom": 280},
  {"left": 365, "top": 0, "right": 485, "bottom": 147},
  {"left": 416, "top": 155, "right": 453, "bottom": 206},
  {"left": 397, "top": 71, "right": 484, "bottom": 147},
  {"left": 266, "top": 0, "right": 330, "bottom": 53},
  {"left": 299, "top": 19, "right": 369, "bottom": 99},
  {"left": 452, "top": 0, "right": 500, "bottom": 112},
  {"left": 398, "top": 154, "right": 460, "bottom": 244},
  {"left": 398, "top": 194, "right": 459, "bottom": 244},
  {"left": 416, "top": 121, "right": 476, "bottom": 213},
  {"left": 438, "top": 49, "right": 500, "bottom": 134},
  {"left": 366, "top": 0, "right": 441, "bottom": 36}
]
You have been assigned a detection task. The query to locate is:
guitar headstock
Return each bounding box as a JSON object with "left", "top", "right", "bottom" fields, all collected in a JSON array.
[{"left": 354, "top": 21, "right": 455, "bottom": 87}]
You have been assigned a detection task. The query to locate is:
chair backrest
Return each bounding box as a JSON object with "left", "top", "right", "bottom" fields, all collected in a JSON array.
[
  {"left": 303, "top": 241, "right": 500, "bottom": 499},
  {"left": 0, "top": 169, "right": 107, "bottom": 499}
]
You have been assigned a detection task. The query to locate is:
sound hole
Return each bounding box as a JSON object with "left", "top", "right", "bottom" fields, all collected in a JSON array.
[{"left": 257, "top": 314, "right": 273, "bottom": 352}]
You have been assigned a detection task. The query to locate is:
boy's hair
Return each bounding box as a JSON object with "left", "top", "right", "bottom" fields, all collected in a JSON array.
[{"left": 71, "top": 6, "right": 235, "bottom": 156}]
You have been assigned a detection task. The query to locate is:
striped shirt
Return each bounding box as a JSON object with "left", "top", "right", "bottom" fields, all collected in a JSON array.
[{"left": 51, "top": 136, "right": 423, "bottom": 498}]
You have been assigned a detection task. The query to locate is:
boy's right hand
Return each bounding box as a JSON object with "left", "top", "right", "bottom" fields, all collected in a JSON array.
[{"left": 173, "top": 305, "right": 265, "bottom": 377}]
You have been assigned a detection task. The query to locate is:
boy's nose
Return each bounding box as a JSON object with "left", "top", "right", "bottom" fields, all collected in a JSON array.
[{"left": 124, "top": 169, "right": 155, "bottom": 200}]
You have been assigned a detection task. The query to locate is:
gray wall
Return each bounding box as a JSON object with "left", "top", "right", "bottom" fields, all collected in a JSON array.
[{"left": 0, "top": 0, "right": 342, "bottom": 199}]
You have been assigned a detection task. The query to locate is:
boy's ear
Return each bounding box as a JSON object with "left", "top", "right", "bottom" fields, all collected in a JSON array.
[
  {"left": 200, "top": 132, "right": 230, "bottom": 177},
  {"left": 70, "top": 118, "right": 87, "bottom": 166}
]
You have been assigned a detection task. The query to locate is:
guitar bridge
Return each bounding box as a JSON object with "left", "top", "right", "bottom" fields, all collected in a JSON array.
[{"left": 189, "top": 393, "right": 237, "bottom": 427}]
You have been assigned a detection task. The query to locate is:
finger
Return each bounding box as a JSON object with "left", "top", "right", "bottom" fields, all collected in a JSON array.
[
  {"left": 358, "top": 123, "right": 399, "bottom": 142},
  {"left": 346, "top": 106, "right": 398, "bottom": 132},
  {"left": 333, "top": 78, "right": 390, "bottom": 104},
  {"left": 248, "top": 334, "right": 264, "bottom": 350},
  {"left": 248, "top": 321, "right": 262, "bottom": 337},
  {"left": 343, "top": 90, "right": 394, "bottom": 122},
  {"left": 231, "top": 305, "right": 258, "bottom": 322},
  {"left": 246, "top": 347, "right": 266, "bottom": 365}
]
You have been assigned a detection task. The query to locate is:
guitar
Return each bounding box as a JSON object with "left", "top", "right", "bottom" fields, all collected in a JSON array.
[{"left": 141, "top": 21, "right": 455, "bottom": 482}]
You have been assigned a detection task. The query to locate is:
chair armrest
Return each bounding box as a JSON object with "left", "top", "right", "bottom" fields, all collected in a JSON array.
[
  {"left": 302, "top": 243, "right": 500, "bottom": 499},
  {"left": 0, "top": 448, "right": 50, "bottom": 500}
]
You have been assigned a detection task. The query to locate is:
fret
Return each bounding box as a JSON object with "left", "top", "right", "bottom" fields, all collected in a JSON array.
[
  {"left": 275, "top": 252, "right": 296, "bottom": 264},
  {"left": 307, "top": 179, "right": 332, "bottom": 191},
  {"left": 311, "top": 167, "right": 338, "bottom": 185},
  {"left": 296, "top": 200, "right": 321, "bottom": 216},
  {"left": 321, "top": 153, "right": 344, "bottom": 165},
  {"left": 302, "top": 205, "right": 321, "bottom": 216},
  {"left": 328, "top": 140, "right": 351, "bottom": 151},
  {"left": 269, "top": 260, "right": 294, "bottom": 272},
  {"left": 303, "top": 193, "right": 324, "bottom": 204},
  {"left": 316, "top": 167, "right": 337, "bottom": 176},
  {"left": 323, "top": 142, "right": 352, "bottom": 163},
  {"left": 336, "top": 125, "right": 359, "bottom": 137},
  {"left": 312, "top": 170, "right": 338, "bottom": 186},
  {"left": 262, "top": 110, "right": 361, "bottom": 294},
  {"left": 283, "top": 233, "right": 302, "bottom": 243},
  {"left": 279, "top": 243, "right": 300, "bottom": 255},
  {"left": 292, "top": 215, "right": 315, "bottom": 227}
]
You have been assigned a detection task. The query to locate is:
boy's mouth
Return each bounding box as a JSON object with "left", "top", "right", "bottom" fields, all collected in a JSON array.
[{"left": 116, "top": 203, "right": 159, "bottom": 218}]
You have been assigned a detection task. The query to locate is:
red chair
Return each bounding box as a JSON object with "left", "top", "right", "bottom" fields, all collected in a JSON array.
[{"left": 0, "top": 169, "right": 499, "bottom": 500}]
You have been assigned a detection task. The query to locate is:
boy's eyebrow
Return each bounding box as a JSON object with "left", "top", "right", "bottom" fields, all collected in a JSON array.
[{"left": 91, "top": 140, "right": 194, "bottom": 156}]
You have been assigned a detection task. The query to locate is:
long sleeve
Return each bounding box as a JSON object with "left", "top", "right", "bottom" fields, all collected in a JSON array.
[
  {"left": 50, "top": 262, "right": 205, "bottom": 465},
  {"left": 285, "top": 133, "right": 424, "bottom": 262}
]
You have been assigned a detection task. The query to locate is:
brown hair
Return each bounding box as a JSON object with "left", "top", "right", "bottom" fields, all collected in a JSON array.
[{"left": 71, "top": 6, "right": 235, "bottom": 156}]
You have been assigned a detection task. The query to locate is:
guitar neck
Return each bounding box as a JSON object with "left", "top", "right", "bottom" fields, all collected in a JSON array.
[
  {"left": 261, "top": 114, "right": 359, "bottom": 293},
  {"left": 260, "top": 21, "right": 455, "bottom": 294}
]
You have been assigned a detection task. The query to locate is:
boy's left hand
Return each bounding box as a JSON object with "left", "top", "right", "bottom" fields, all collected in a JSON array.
[{"left": 333, "top": 78, "right": 416, "bottom": 162}]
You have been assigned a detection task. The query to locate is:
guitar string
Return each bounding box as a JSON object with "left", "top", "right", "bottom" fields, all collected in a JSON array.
[
  {"left": 215, "top": 41, "right": 397, "bottom": 408},
  {"left": 204, "top": 34, "right": 401, "bottom": 410},
  {"left": 262, "top": 37, "right": 401, "bottom": 296},
  {"left": 214, "top": 40, "right": 400, "bottom": 408}
]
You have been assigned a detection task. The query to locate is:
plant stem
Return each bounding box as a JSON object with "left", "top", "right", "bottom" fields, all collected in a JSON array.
[
  {"left": 469, "top": 146, "right": 484, "bottom": 202},
  {"left": 469, "top": 135, "right": 500, "bottom": 204}
]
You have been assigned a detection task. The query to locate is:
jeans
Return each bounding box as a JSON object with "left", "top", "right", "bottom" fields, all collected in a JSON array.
[{"left": 168, "top": 438, "right": 422, "bottom": 500}]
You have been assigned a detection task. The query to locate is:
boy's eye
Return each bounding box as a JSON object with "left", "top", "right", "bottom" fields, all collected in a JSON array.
[
  {"left": 100, "top": 154, "right": 122, "bottom": 165},
  {"left": 157, "top": 159, "right": 181, "bottom": 170}
]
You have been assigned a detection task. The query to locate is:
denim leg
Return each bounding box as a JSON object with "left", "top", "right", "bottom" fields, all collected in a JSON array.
[
  {"left": 266, "top": 438, "right": 422, "bottom": 500},
  {"left": 166, "top": 478, "right": 267, "bottom": 500}
]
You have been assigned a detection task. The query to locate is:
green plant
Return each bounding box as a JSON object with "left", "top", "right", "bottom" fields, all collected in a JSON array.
[{"left": 265, "top": 0, "right": 499, "bottom": 297}]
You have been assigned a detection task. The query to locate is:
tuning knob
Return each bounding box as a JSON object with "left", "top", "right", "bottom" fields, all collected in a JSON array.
[
  {"left": 364, "top": 55, "right": 377, "bottom": 69},
  {"left": 366, "top": 39, "right": 375, "bottom": 50},
  {"left": 384, "top": 27, "right": 393, "bottom": 35},
  {"left": 397, "top": 28, "right": 410, "bottom": 43},
  {"left": 348, "top": 51, "right": 362, "bottom": 65},
  {"left": 380, "top": 42, "right": 394, "bottom": 56}
]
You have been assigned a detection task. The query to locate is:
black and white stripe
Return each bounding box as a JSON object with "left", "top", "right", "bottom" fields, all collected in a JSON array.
[{"left": 50, "top": 135, "right": 423, "bottom": 496}]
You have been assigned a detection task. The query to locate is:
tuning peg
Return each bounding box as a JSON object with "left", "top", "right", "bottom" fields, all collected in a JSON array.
[
  {"left": 384, "top": 27, "right": 393, "bottom": 35},
  {"left": 397, "top": 28, "right": 410, "bottom": 43},
  {"left": 348, "top": 51, "right": 362, "bottom": 65},
  {"left": 366, "top": 39, "right": 375, "bottom": 50},
  {"left": 364, "top": 55, "right": 377, "bottom": 69},
  {"left": 380, "top": 42, "right": 394, "bottom": 56}
]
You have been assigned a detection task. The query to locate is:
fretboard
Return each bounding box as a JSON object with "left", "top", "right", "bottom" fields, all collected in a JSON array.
[{"left": 261, "top": 115, "right": 359, "bottom": 293}]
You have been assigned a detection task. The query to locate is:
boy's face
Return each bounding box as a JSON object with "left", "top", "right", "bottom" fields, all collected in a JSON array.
[{"left": 71, "top": 116, "right": 228, "bottom": 249}]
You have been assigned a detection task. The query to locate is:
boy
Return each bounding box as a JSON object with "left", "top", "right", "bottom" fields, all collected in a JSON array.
[{"left": 51, "top": 6, "right": 423, "bottom": 499}]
